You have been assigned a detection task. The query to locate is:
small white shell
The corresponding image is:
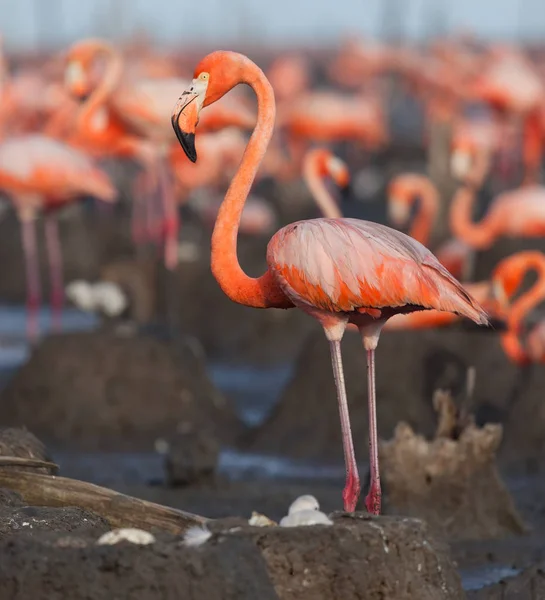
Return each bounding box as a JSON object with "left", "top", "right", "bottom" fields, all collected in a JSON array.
[
  {"left": 93, "top": 281, "right": 128, "bottom": 316},
  {"left": 97, "top": 528, "right": 155, "bottom": 546},
  {"left": 65, "top": 280, "right": 96, "bottom": 312},
  {"left": 280, "top": 509, "right": 333, "bottom": 527}
]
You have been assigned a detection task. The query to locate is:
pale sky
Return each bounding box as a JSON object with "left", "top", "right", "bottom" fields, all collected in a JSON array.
[{"left": 1, "top": 0, "right": 544, "bottom": 51}]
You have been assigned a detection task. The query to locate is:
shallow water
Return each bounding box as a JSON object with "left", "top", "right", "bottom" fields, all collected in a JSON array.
[
  {"left": 459, "top": 565, "right": 521, "bottom": 591},
  {"left": 208, "top": 362, "right": 294, "bottom": 427}
]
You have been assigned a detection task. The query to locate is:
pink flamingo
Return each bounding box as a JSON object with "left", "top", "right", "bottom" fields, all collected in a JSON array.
[
  {"left": 0, "top": 134, "right": 117, "bottom": 340},
  {"left": 491, "top": 251, "right": 545, "bottom": 364},
  {"left": 171, "top": 51, "right": 489, "bottom": 514}
]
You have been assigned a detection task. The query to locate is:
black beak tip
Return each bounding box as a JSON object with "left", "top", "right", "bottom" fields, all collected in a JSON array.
[{"left": 172, "top": 116, "right": 197, "bottom": 163}]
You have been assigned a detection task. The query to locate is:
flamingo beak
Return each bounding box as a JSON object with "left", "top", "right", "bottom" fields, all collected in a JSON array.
[{"left": 172, "top": 79, "right": 208, "bottom": 163}]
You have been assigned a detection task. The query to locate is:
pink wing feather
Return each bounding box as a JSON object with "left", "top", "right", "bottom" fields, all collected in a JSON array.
[{"left": 267, "top": 218, "right": 488, "bottom": 324}]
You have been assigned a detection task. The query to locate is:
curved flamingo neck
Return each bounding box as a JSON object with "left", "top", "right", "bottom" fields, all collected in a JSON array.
[
  {"left": 501, "top": 333, "right": 530, "bottom": 365},
  {"left": 449, "top": 149, "right": 495, "bottom": 250},
  {"left": 303, "top": 151, "right": 342, "bottom": 219},
  {"left": 450, "top": 184, "right": 496, "bottom": 250},
  {"left": 502, "top": 258, "right": 545, "bottom": 364},
  {"left": 210, "top": 58, "right": 292, "bottom": 309},
  {"left": 76, "top": 42, "right": 123, "bottom": 135},
  {"left": 405, "top": 176, "right": 438, "bottom": 245}
]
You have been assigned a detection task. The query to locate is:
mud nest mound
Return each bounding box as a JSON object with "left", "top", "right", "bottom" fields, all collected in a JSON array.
[
  {"left": 381, "top": 391, "right": 526, "bottom": 541},
  {"left": 0, "top": 331, "right": 242, "bottom": 450},
  {"left": 0, "top": 513, "right": 464, "bottom": 600}
]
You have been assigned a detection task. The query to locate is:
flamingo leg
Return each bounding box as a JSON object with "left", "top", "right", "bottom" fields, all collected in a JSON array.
[
  {"left": 158, "top": 158, "right": 179, "bottom": 270},
  {"left": 44, "top": 215, "right": 63, "bottom": 332},
  {"left": 21, "top": 217, "right": 41, "bottom": 342},
  {"left": 148, "top": 165, "right": 165, "bottom": 245},
  {"left": 364, "top": 347, "right": 381, "bottom": 515},
  {"left": 131, "top": 169, "right": 148, "bottom": 246},
  {"left": 328, "top": 338, "right": 360, "bottom": 512}
]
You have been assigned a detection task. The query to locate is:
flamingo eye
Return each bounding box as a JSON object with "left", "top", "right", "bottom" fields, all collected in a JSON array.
[{"left": 198, "top": 72, "right": 209, "bottom": 81}]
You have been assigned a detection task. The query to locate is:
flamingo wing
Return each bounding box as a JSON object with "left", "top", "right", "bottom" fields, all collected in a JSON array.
[
  {"left": 267, "top": 218, "right": 487, "bottom": 324},
  {"left": 0, "top": 135, "right": 115, "bottom": 201}
]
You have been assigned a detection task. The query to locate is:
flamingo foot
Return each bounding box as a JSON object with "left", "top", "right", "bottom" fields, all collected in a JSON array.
[
  {"left": 342, "top": 471, "right": 361, "bottom": 513},
  {"left": 365, "top": 480, "right": 382, "bottom": 516}
]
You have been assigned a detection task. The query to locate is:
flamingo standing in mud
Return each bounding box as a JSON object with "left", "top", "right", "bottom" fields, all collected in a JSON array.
[
  {"left": 171, "top": 51, "right": 489, "bottom": 515},
  {"left": 491, "top": 251, "right": 545, "bottom": 364},
  {"left": 0, "top": 135, "right": 117, "bottom": 340}
]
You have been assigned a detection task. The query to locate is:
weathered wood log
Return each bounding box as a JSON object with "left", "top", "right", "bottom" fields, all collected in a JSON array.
[
  {"left": 0, "top": 468, "right": 207, "bottom": 534},
  {"left": 0, "top": 457, "right": 59, "bottom": 472}
]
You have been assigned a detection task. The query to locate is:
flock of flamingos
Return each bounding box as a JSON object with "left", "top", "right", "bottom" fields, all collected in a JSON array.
[{"left": 2, "top": 33, "right": 545, "bottom": 515}]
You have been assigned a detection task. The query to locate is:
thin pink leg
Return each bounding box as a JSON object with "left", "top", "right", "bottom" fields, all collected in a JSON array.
[
  {"left": 44, "top": 215, "right": 63, "bottom": 332},
  {"left": 365, "top": 347, "right": 382, "bottom": 515},
  {"left": 21, "top": 218, "right": 41, "bottom": 342},
  {"left": 147, "top": 166, "right": 164, "bottom": 245},
  {"left": 158, "top": 159, "right": 179, "bottom": 271},
  {"left": 329, "top": 339, "right": 360, "bottom": 512},
  {"left": 131, "top": 170, "right": 148, "bottom": 246}
]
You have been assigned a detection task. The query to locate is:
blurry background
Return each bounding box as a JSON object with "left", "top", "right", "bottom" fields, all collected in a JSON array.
[{"left": 3, "top": 0, "right": 545, "bottom": 50}]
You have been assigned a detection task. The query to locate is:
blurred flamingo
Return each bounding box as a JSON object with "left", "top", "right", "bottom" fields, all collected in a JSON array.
[
  {"left": 451, "top": 178, "right": 545, "bottom": 251},
  {"left": 63, "top": 38, "right": 256, "bottom": 269},
  {"left": 387, "top": 173, "right": 471, "bottom": 279},
  {"left": 0, "top": 135, "right": 117, "bottom": 340},
  {"left": 277, "top": 91, "right": 388, "bottom": 179},
  {"left": 491, "top": 251, "right": 545, "bottom": 364},
  {"left": 469, "top": 48, "right": 544, "bottom": 185},
  {"left": 171, "top": 50, "right": 489, "bottom": 515},
  {"left": 302, "top": 148, "right": 349, "bottom": 219}
]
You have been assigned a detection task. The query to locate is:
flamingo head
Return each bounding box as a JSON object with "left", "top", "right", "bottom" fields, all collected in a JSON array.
[
  {"left": 65, "top": 39, "right": 110, "bottom": 100},
  {"left": 491, "top": 251, "right": 545, "bottom": 308},
  {"left": 325, "top": 153, "right": 350, "bottom": 189},
  {"left": 450, "top": 135, "right": 476, "bottom": 180},
  {"left": 171, "top": 51, "right": 256, "bottom": 163},
  {"left": 386, "top": 179, "right": 412, "bottom": 227}
]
